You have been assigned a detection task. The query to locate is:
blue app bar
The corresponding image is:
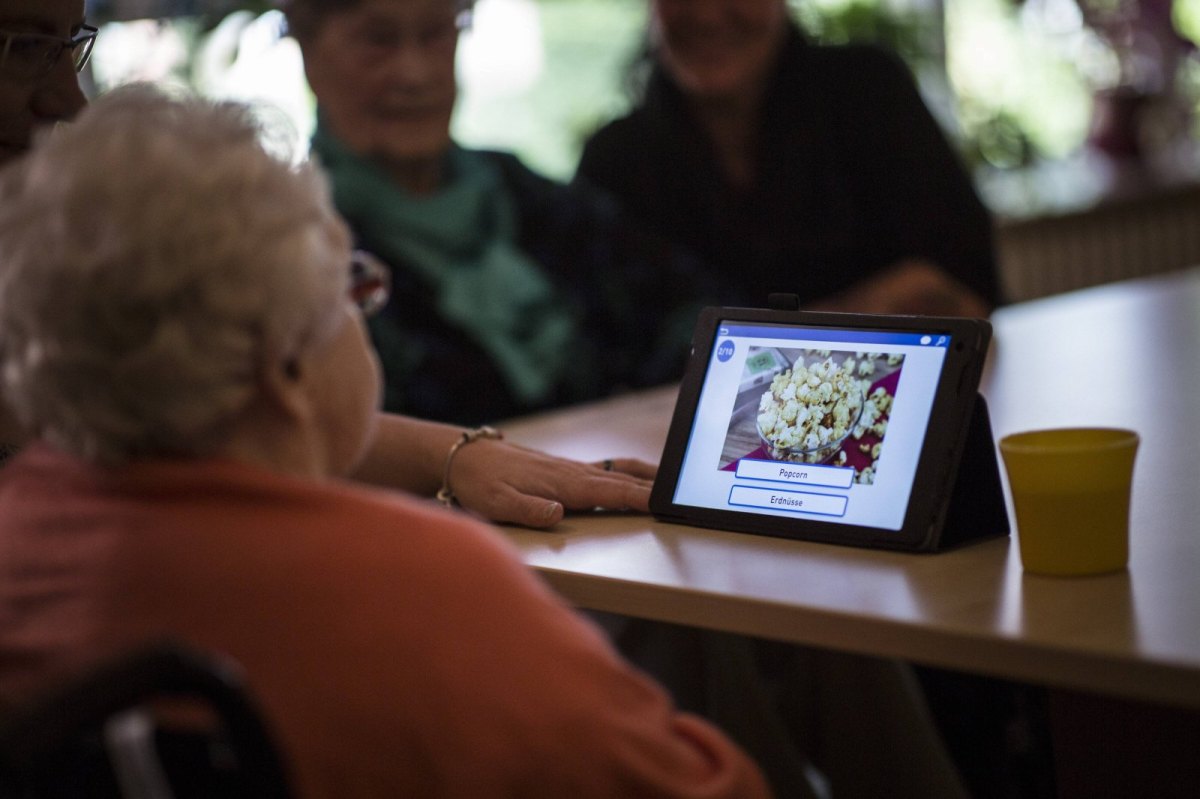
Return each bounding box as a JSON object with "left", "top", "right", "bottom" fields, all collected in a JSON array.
[{"left": 719, "top": 323, "right": 950, "bottom": 348}]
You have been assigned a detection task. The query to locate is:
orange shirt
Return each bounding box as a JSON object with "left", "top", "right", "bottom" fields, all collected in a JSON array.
[{"left": 0, "top": 444, "right": 770, "bottom": 798}]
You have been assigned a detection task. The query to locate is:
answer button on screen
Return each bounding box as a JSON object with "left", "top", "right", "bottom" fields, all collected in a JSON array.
[
  {"left": 728, "top": 485, "right": 848, "bottom": 517},
  {"left": 736, "top": 459, "right": 854, "bottom": 489}
]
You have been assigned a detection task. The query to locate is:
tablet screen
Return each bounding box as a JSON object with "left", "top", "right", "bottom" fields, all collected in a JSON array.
[{"left": 671, "top": 320, "right": 953, "bottom": 532}]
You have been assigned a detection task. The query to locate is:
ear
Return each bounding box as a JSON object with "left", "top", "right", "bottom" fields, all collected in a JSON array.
[{"left": 257, "top": 352, "right": 314, "bottom": 424}]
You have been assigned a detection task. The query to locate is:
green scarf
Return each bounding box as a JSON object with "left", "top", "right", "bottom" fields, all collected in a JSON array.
[{"left": 311, "top": 122, "right": 575, "bottom": 405}]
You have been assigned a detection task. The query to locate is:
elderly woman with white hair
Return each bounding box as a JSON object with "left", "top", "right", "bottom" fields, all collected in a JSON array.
[
  {"left": 0, "top": 86, "right": 771, "bottom": 798},
  {"left": 0, "top": 0, "right": 658, "bottom": 528}
]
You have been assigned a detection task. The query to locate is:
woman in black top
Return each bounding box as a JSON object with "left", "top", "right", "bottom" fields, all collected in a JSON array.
[
  {"left": 579, "top": 6, "right": 1052, "bottom": 797},
  {"left": 577, "top": 0, "right": 1001, "bottom": 316}
]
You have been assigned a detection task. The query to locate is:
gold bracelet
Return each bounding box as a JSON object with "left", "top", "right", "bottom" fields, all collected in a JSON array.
[{"left": 436, "top": 425, "right": 503, "bottom": 508}]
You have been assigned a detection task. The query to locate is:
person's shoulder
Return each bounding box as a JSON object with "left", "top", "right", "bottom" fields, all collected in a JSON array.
[
  {"left": 466, "top": 147, "right": 623, "bottom": 230},
  {"left": 166, "top": 460, "right": 510, "bottom": 565},
  {"left": 779, "top": 41, "right": 922, "bottom": 130},
  {"left": 468, "top": 147, "right": 583, "bottom": 211},
  {"left": 583, "top": 110, "right": 651, "bottom": 153},
  {"left": 311, "top": 481, "right": 579, "bottom": 645},
  {"left": 319, "top": 477, "right": 501, "bottom": 548},
  {"left": 236, "top": 472, "right": 547, "bottom": 610},
  {"left": 805, "top": 39, "right": 904, "bottom": 65},
  {"left": 579, "top": 103, "right": 660, "bottom": 170},
  {"left": 798, "top": 41, "right": 916, "bottom": 94},
  {"left": 470, "top": 148, "right": 556, "bottom": 193},
  {"left": 576, "top": 107, "right": 674, "bottom": 209}
]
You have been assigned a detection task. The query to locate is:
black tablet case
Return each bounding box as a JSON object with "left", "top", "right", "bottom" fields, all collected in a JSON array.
[
  {"left": 932, "top": 393, "right": 1010, "bottom": 551},
  {"left": 659, "top": 293, "right": 1010, "bottom": 552}
]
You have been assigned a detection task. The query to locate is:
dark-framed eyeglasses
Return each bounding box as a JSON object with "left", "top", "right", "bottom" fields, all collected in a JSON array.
[
  {"left": 0, "top": 24, "right": 98, "bottom": 80},
  {"left": 349, "top": 250, "right": 391, "bottom": 317}
]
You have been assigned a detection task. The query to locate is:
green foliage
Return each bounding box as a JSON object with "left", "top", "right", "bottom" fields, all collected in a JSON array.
[
  {"left": 792, "top": 0, "right": 940, "bottom": 65},
  {"left": 1174, "top": 0, "right": 1200, "bottom": 44}
]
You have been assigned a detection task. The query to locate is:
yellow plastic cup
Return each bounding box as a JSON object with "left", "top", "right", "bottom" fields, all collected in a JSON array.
[{"left": 999, "top": 428, "right": 1139, "bottom": 577}]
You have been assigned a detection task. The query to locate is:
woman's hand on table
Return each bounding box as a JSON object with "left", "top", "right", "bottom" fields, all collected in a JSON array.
[
  {"left": 450, "top": 440, "right": 657, "bottom": 528},
  {"left": 351, "top": 413, "right": 655, "bottom": 528}
]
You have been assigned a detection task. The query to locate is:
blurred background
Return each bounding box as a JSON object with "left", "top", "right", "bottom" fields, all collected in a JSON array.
[{"left": 84, "top": 0, "right": 1200, "bottom": 301}]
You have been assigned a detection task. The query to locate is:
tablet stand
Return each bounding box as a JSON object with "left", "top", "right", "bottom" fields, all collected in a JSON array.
[{"left": 934, "top": 394, "right": 1010, "bottom": 550}]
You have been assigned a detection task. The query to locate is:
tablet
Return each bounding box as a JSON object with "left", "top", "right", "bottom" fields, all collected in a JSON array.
[{"left": 650, "top": 307, "right": 999, "bottom": 551}]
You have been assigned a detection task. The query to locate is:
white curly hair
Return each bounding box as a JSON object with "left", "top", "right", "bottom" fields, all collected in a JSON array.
[{"left": 0, "top": 85, "right": 351, "bottom": 464}]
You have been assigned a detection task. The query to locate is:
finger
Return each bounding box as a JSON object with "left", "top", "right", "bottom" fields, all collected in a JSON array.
[
  {"left": 558, "top": 474, "right": 652, "bottom": 513},
  {"left": 569, "top": 465, "right": 653, "bottom": 496},
  {"left": 601, "top": 458, "right": 658, "bottom": 481},
  {"left": 466, "top": 488, "right": 565, "bottom": 529}
]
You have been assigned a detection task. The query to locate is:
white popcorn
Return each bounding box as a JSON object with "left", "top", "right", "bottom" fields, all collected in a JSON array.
[
  {"left": 869, "top": 387, "right": 894, "bottom": 416},
  {"left": 756, "top": 352, "right": 866, "bottom": 464},
  {"left": 861, "top": 400, "right": 879, "bottom": 428}
]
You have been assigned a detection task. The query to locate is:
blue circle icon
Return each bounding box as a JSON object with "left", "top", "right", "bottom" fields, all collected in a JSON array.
[{"left": 716, "top": 340, "right": 735, "bottom": 362}]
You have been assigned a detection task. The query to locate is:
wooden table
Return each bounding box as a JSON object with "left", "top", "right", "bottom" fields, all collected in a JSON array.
[{"left": 503, "top": 267, "right": 1200, "bottom": 713}]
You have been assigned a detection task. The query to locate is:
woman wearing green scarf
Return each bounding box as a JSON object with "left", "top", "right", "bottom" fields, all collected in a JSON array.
[{"left": 285, "top": 0, "right": 703, "bottom": 426}]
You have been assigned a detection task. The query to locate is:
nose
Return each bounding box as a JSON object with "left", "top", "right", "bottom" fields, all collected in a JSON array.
[
  {"left": 383, "top": 47, "right": 425, "bottom": 84},
  {"left": 30, "top": 56, "right": 88, "bottom": 123},
  {"left": 377, "top": 41, "right": 447, "bottom": 90}
]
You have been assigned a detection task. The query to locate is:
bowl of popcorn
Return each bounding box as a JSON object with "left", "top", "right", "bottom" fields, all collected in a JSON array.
[{"left": 756, "top": 355, "right": 865, "bottom": 465}]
